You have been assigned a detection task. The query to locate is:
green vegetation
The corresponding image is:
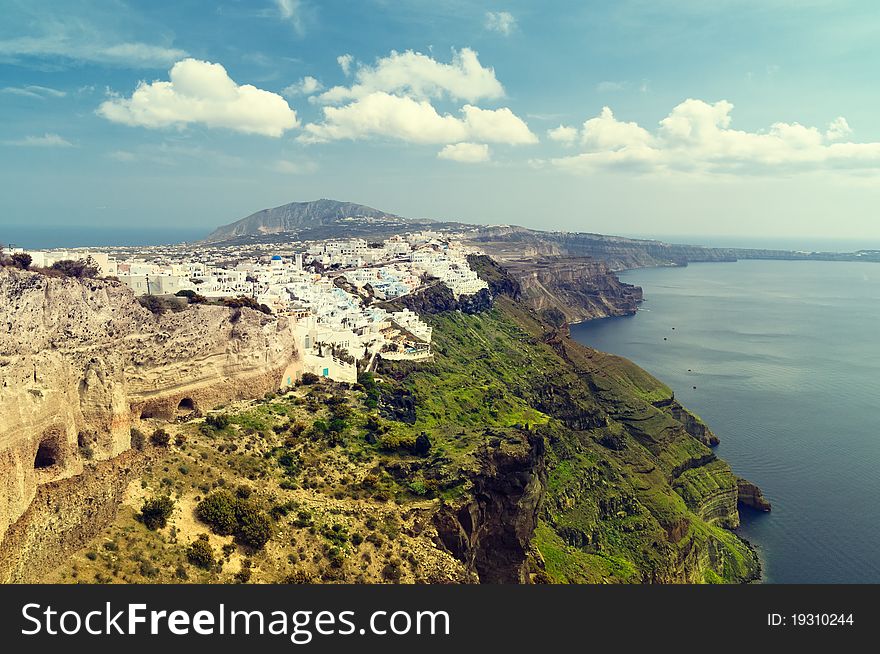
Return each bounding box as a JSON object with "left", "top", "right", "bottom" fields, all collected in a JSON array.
[
  {"left": 187, "top": 536, "right": 215, "bottom": 570},
  {"left": 373, "top": 284, "right": 759, "bottom": 583},
  {"left": 195, "top": 491, "right": 272, "bottom": 550},
  {"left": 138, "top": 496, "right": 175, "bottom": 531},
  {"left": 51, "top": 260, "right": 757, "bottom": 585}
]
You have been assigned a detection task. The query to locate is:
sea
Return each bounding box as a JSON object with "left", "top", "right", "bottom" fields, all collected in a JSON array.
[
  {"left": 1, "top": 225, "right": 207, "bottom": 249},
  {"left": 571, "top": 259, "right": 880, "bottom": 583}
]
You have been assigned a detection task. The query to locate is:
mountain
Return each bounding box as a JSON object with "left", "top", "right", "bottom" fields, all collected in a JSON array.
[{"left": 203, "top": 199, "right": 411, "bottom": 242}]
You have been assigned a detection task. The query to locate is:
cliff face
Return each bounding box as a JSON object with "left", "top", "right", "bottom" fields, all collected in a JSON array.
[
  {"left": 469, "top": 229, "right": 736, "bottom": 271},
  {"left": 373, "top": 260, "right": 762, "bottom": 583},
  {"left": 0, "top": 268, "right": 300, "bottom": 579},
  {"left": 434, "top": 433, "right": 546, "bottom": 583},
  {"left": 501, "top": 257, "right": 643, "bottom": 324}
]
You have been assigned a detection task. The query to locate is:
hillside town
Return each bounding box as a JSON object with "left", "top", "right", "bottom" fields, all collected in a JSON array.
[{"left": 6, "top": 232, "right": 488, "bottom": 384}]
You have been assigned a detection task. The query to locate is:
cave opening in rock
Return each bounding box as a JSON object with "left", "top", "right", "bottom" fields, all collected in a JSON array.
[
  {"left": 177, "top": 397, "right": 195, "bottom": 416},
  {"left": 34, "top": 438, "right": 59, "bottom": 469}
]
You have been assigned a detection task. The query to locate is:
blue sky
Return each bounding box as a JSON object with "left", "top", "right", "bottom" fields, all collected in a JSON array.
[{"left": 1, "top": 0, "right": 879, "bottom": 243}]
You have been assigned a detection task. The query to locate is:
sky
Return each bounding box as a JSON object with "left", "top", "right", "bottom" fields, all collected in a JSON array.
[{"left": 1, "top": 0, "right": 879, "bottom": 244}]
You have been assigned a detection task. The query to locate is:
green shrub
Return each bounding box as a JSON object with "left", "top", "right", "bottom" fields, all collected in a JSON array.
[
  {"left": 195, "top": 491, "right": 239, "bottom": 535},
  {"left": 186, "top": 538, "right": 215, "bottom": 569},
  {"left": 205, "top": 413, "right": 230, "bottom": 430},
  {"left": 300, "top": 372, "right": 320, "bottom": 385},
  {"left": 139, "top": 495, "right": 175, "bottom": 530},
  {"left": 235, "top": 502, "right": 272, "bottom": 550},
  {"left": 195, "top": 491, "right": 272, "bottom": 550}
]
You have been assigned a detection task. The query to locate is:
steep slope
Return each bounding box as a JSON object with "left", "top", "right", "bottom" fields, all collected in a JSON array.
[
  {"left": 371, "top": 258, "right": 763, "bottom": 583},
  {"left": 501, "top": 257, "right": 643, "bottom": 323},
  {"left": 203, "top": 199, "right": 406, "bottom": 242},
  {"left": 0, "top": 268, "right": 302, "bottom": 581}
]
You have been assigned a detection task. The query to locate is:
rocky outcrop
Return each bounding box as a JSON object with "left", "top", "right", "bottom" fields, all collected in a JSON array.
[
  {"left": 0, "top": 450, "right": 145, "bottom": 583},
  {"left": 389, "top": 283, "right": 494, "bottom": 315},
  {"left": 469, "top": 228, "right": 734, "bottom": 270},
  {"left": 500, "top": 257, "right": 643, "bottom": 323},
  {"left": 656, "top": 398, "right": 720, "bottom": 447},
  {"left": 737, "top": 478, "right": 772, "bottom": 512},
  {"left": 434, "top": 433, "right": 546, "bottom": 583},
  {"left": 0, "top": 268, "right": 301, "bottom": 579}
]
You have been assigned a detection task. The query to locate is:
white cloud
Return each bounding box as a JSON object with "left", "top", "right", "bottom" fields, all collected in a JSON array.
[
  {"left": 547, "top": 124, "right": 579, "bottom": 145},
  {"left": 0, "top": 84, "right": 66, "bottom": 99},
  {"left": 582, "top": 106, "right": 654, "bottom": 151},
  {"left": 549, "top": 99, "right": 880, "bottom": 176},
  {"left": 484, "top": 11, "right": 517, "bottom": 36},
  {"left": 3, "top": 133, "right": 74, "bottom": 147},
  {"left": 825, "top": 116, "right": 852, "bottom": 141},
  {"left": 0, "top": 35, "right": 186, "bottom": 68},
  {"left": 299, "top": 91, "right": 536, "bottom": 145},
  {"left": 275, "top": 0, "right": 306, "bottom": 35},
  {"left": 460, "top": 104, "right": 536, "bottom": 144},
  {"left": 97, "top": 58, "right": 299, "bottom": 137},
  {"left": 282, "top": 75, "right": 323, "bottom": 97},
  {"left": 337, "top": 54, "right": 354, "bottom": 76},
  {"left": 438, "top": 142, "right": 490, "bottom": 163},
  {"left": 318, "top": 48, "right": 504, "bottom": 104}
]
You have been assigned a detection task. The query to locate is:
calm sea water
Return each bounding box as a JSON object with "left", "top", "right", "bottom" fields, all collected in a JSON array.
[
  {"left": 1, "top": 225, "right": 207, "bottom": 249},
  {"left": 571, "top": 260, "right": 880, "bottom": 583}
]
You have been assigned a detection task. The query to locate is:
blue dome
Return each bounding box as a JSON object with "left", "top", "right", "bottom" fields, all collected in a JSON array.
[{"left": 271, "top": 255, "right": 282, "bottom": 261}]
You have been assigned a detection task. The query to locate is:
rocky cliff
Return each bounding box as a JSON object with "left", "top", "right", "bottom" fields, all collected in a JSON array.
[
  {"left": 500, "top": 257, "right": 643, "bottom": 323},
  {"left": 0, "top": 268, "right": 301, "bottom": 581},
  {"left": 469, "top": 228, "right": 735, "bottom": 270},
  {"left": 371, "top": 259, "right": 763, "bottom": 583}
]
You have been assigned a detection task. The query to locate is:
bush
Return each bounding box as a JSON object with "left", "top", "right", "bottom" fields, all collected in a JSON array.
[
  {"left": 300, "top": 372, "right": 320, "bottom": 385},
  {"left": 50, "top": 258, "right": 99, "bottom": 278},
  {"left": 222, "top": 296, "right": 272, "bottom": 314},
  {"left": 205, "top": 413, "right": 230, "bottom": 430},
  {"left": 195, "top": 491, "right": 273, "bottom": 550},
  {"left": 235, "top": 504, "right": 271, "bottom": 550},
  {"left": 150, "top": 428, "right": 171, "bottom": 447},
  {"left": 139, "top": 495, "right": 175, "bottom": 530},
  {"left": 11, "top": 253, "right": 31, "bottom": 270},
  {"left": 176, "top": 289, "right": 208, "bottom": 304},
  {"left": 186, "top": 538, "right": 215, "bottom": 570},
  {"left": 139, "top": 295, "right": 166, "bottom": 315},
  {"left": 195, "top": 491, "right": 239, "bottom": 536}
]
